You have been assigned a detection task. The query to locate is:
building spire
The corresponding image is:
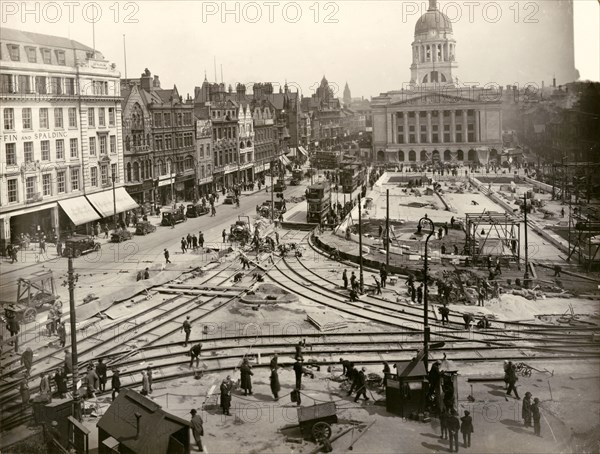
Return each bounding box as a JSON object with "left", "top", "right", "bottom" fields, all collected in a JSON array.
[{"left": 428, "top": 0, "right": 437, "bottom": 11}]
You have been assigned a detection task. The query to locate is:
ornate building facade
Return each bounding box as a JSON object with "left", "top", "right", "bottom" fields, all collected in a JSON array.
[
  {"left": 372, "top": 0, "right": 503, "bottom": 166},
  {"left": 0, "top": 28, "right": 129, "bottom": 250}
]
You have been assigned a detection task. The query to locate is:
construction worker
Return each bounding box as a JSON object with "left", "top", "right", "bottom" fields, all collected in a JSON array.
[{"left": 182, "top": 316, "right": 192, "bottom": 347}]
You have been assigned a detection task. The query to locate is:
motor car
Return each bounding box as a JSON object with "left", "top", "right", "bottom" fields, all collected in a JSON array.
[
  {"left": 186, "top": 204, "right": 209, "bottom": 218},
  {"left": 274, "top": 180, "right": 287, "bottom": 192},
  {"left": 111, "top": 229, "right": 133, "bottom": 243},
  {"left": 161, "top": 210, "right": 187, "bottom": 226},
  {"left": 62, "top": 235, "right": 101, "bottom": 257},
  {"left": 135, "top": 221, "right": 157, "bottom": 236}
]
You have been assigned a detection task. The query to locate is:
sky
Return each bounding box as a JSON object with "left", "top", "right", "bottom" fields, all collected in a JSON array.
[{"left": 2, "top": 0, "right": 598, "bottom": 99}]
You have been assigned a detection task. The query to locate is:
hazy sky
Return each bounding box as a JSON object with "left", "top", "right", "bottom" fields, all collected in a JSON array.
[{"left": 3, "top": 1, "right": 598, "bottom": 99}]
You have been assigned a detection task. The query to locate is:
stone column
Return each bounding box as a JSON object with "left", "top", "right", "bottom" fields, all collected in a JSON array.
[
  {"left": 439, "top": 110, "right": 444, "bottom": 145},
  {"left": 462, "top": 110, "right": 468, "bottom": 142},
  {"left": 391, "top": 112, "right": 397, "bottom": 144},
  {"left": 404, "top": 112, "right": 409, "bottom": 145},
  {"left": 386, "top": 111, "right": 392, "bottom": 144},
  {"left": 451, "top": 110, "right": 456, "bottom": 143},
  {"left": 415, "top": 111, "right": 420, "bottom": 144},
  {"left": 426, "top": 111, "right": 432, "bottom": 144},
  {"left": 475, "top": 109, "right": 480, "bottom": 142}
]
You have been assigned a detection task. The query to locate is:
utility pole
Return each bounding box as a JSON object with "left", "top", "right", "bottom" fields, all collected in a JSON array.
[
  {"left": 358, "top": 194, "right": 364, "bottom": 293},
  {"left": 523, "top": 192, "right": 530, "bottom": 287},
  {"left": 270, "top": 157, "right": 275, "bottom": 222},
  {"left": 67, "top": 256, "right": 81, "bottom": 421},
  {"left": 386, "top": 189, "right": 390, "bottom": 268},
  {"left": 112, "top": 173, "right": 117, "bottom": 230},
  {"left": 418, "top": 216, "right": 434, "bottom": 373}
]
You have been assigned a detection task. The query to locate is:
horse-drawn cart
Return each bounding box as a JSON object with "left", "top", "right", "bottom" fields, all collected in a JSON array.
[
  {"left": 297, "top": 402, "right": 338, "bottom": 441},
  {"left": 1, "top": 271, "right": 61, "bottom": 323}
]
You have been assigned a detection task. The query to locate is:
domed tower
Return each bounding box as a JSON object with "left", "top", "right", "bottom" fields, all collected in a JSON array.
[{"left": 410, "top": 0, "right": 457, "bottom": 88}]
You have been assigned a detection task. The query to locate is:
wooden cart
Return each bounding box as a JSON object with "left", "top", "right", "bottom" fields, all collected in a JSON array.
[
  {"left": 297, "top": 402, "right": 338, "bottom": 441},
  {"left": 1, "top": 271, "right": 61, "bottom": 323}
]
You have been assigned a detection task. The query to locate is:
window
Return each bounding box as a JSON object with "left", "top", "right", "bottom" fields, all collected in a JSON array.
[
  {"left": 71, "top": 168, "right": 80, "bottom": 190},
  {"left": 108, "top": 108, "right": 115, "bottom": 126},
  {"left": 24, "top": 142, "right": 33, "bottom": 163},
  {"left": 163, "top": 113, "right": 171, "bottom": 127},
  {"left": 177, "top": 113, "right": 183, "bottom": 126},
  {"left": 55, "top": 50, "right": 66, "bottom": 65},
  {"left": 165, "top": 134, "right": 172, "bottom": 149},
  {"left": 68, "top": 108, "right": 77, "bottom": 128},
  {"left": 101, "top": 165, "right": 108, "bottom": 186},
  {"left": 41, "top": 48, "right": 51, "bottom": 64},
  {"left": 35, "top": 76, "right": 47, "bottom": 94},
  {"left": 5, "top": 143, "right": 16, "bottom": 165},
  {"left": 1, "top": 74, "right": 15, "bottom": 93},
  {"left": 89, "top": 137, "right": 96, "bottom": 156},
  {"left": 7, "top": 179, "right": 18, "bottom": 203},
  {"left": 57, "top": 171, "right": 66, "bottom": 193},
  {"left": 41, "top": 140, "right": 50, "bottom": 161},
  {"left": 3, "top": 108, "right": 14, "bottom": 130},
  {"left": 26, "top": 177, "right": 36, "bottom": 199},
  {"left": 54, "top": 108, "right": 63, "bottom": 128},
  {"left": 8, "top": 44, "right": 20, "bottom": 61},
  {"left": 65, "top": 78, "right": 75, "bottom": 95},
  {"left": 26, "top": 46, "right": 37, "bottom": 63},
  {"left": 70, "top": 138, "right": 78, "bottom": 158},
  {"left": 22, "top": 108, "right": 32, "bottom": 129},
  {"left": 98, "top": 108, "right": 105, "bottom": 127},
  {"left": 155, "top": 136, "right": 163, "bottom": 150},
  {"left": 42, "top": 174, "right": 52, "bottom": 196},
  {"left": 154, "top": 113, "right": 162, "bottom": 127},
  {"left": 51, "top": 77, "right": 62, "bottom": 95},
  {"left": 18, "top": 75, "right": 31, "bottom": 93},
  {"left": 110, "top": 135, "right": 116, "bottom": 154},
  {"left": 184, "top": 112, "right": 192, "bottom": 125},
  {"left": 56, "top": 139, "right": 64, "bottom": 160},
  {"left": 90, "top": 167, "right": 98, "bottom": 186},
  {"left": 110, "top": 163, "right": 118, "bottom": 182},
  {"left": 88, "top": 108, "right": 95, "bottom": 127},
  {"left": 39, "top": 108, "right": 49, "bottom": 129},
  {"left": 99, "top": 135, "right": 107, "bottom": 154}
]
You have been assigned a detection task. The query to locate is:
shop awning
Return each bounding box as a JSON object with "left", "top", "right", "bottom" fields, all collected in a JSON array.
[
  {"left": 58, "top": 196, "right": 101, "bottom": 226},
  {"left": 86, "top": 187, "right": 139, "bottom": 218},
  {"left": 298, "top": 146, "right": 308, "bottom": 156},
  {"left": 279, "top": 155, "right": 291, "bottom": 166}
]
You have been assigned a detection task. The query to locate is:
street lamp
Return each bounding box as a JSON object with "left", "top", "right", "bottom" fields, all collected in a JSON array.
[
  {"left": 418, "top": 216, "right": 435, "bottom": 372},
  {"left": 111, "top": 172, "right": 117, "bottom": 231}
]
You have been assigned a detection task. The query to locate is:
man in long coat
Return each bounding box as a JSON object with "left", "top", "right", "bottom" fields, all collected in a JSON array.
[
  {"left": 240, "top": 358, "right": 253, "bottom": 396},
  {"left": 190, "top": 409, "right": 204, "bottom": 452},
  {"left": 270, "top": 367, "right": 281, "bottom": 400},
  {"left": 220, "top": 376, "right": 232, "bottom": 415},
  {"left": 447, "top": 409, "right": 460, "bottom": 453},
  {"left": 460, "top": 410, "right": 473, "bottom": 448},
  {"left": 522, "top": 392, "right": 532, "bottom": 427}
]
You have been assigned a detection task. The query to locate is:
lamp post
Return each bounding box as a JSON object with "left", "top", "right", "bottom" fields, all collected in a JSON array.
[
  {"left": 418, "top": 216, "right": 435, "bottom": 372},
  {"left": 523, "top": 193, "right": 530, "bottom": 287},
  {"left": 111, "top": 172, "right": 117, "bottom": 230},
  {"left": 358, "top": 194, "right": 364, "bottom": 292}
]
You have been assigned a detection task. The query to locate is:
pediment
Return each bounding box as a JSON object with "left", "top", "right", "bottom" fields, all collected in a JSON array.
[{"left": 389, "top": 93, "right": 479, "bottom": 107}]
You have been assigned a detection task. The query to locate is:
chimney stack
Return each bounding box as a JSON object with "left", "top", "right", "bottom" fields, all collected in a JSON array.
[
  {"left": 153, "top": 75, "right": 161, "bottom": 88},
  {"left": 141, "top": 70, "right": 152, "bottom": 92}
]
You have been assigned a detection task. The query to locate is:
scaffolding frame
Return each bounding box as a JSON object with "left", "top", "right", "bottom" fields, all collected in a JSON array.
[
  {"left": 465, "top": 211, "right": 521, "bottom": 264},
  {"left": 567, "top": 206, "right": 600, "bottom": 271}
]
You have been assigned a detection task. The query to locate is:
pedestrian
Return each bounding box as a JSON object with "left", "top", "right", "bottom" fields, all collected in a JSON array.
[
  {"left": 56, "top": 240, "right": 63, "bottom": 257},
  {"left": 111, "top": 369, "right": 121, "bottom": 401},
  {"left": 181, "top": 237, "right": 187, "bottom": 253},
  {"left": 146, "top": 367, "right": 153, "bottom": 394},
  {"left": 240, "top": 358, "right": 253, "bottom": 395},
  {"left": 186, "top": 233, "right": 192, "bottom": 249},
  {"left": 553, "top": 265, "right": 561, "bottom": 277},
  {"left": 21, "top": 347, "right": 33, "bottom": 376},
  {"left": 561, "top": 207, "right": 565, "bottom": 218},
  {"left": 85, "top": 364, "right": 99, "bottom": 397},
  {"left": 342, "top": 269, "right": 348, "bottom": 289},
  {"left": 374, "top": 277, "right": 382, "bottom": 295},
  {"left": 143, "top": 267, "right": 150, "bottom": 280},
  {"left": 294, "top": 359, "right": 304, "bottom": 390},
  {"left": 211, "top": 205, "right": 216, "bottom": 216},
  {"left": 275, "top": 231, "right": 279, "bottom": 245},
  {"left": 447, "top": 409, "right": 460, "bottom": 453},
  {"left": 417, "top": 284, "right": 423, "bottom": 304},
  {"left": 350, "top": 271, "right": 356, "bottom": 289},
  {"left": 192, "top": 234, "right": 198, "bottom": 251},
  {"left": 190, "top": 409, "right": 205, "bottom": 452},
  {"left": 57, "top": 321, "right": 66, "bottom": 347},
  {"left": 199, "top": 231, "right": 204, "bottom": 248},
  {"left": 140, "top": 370, "right": 150, "bottom": 395},
  {"left": 182, "top": 316, "right": 192, "bottom": 347},
  {"left": 53, "top": 368, "right": 67, "bottom": 398},
  {"left": 20, "top": 379, "right": 30, "bottom": 408},
  {"left": 220, "top": 376, "right": 232, "bottom": 415},
  {"left": 39, "top": 371, "right": 51, "bottom": 398},
  {"left": 270, "top": 366, "right": 281, "bottom": 400},
  {"left": 463, "top": 313, "right": 474, "bottom": 330},
  {"left": 270, "top": 353, "right": 278, "bottom": 370},
  {"left": 439, "top": 407, "right": 449, "bottom": 440},
  {"left": 96, "top": 359, "right": 107, "bottom": 392},
  {"left": 522, "top": 392, "right": 532, "bottom": 427},
  {"left": 532, "top": 398, "right": 542, "bottom": 437},
  {"left": 340, "top": 358, "right": 351, "bottom": 377},
  {"left": 506, "top": 361, "right": 520, "bottom": 399},
  {"left": 164, "top": 248, "right": 171, "bottom": 264},
  {"left": 189, "top": 343, "right": 202, "bottom": 368},
  {"left": 460, "top": 410, "right": 473, "bottom": 448},
  {"left": 380, "top": 265, "right": 387, "bottom": 288},
  {"left": 40, "top": 237, "right": 46, "bottom": 254},
  {"left": 354, "top": 367, "right": 369, "bottom": 402},
  {"left": 382, "top": 361, "right": 391, "bottom": 388},
  {"left": 439, "top": 304, "right": 450, "bottom": 325}
]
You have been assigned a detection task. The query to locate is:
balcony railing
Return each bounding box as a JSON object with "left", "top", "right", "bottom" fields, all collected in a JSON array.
[{"left": 26, "top": 193, "right": 42, "bottom": 204}]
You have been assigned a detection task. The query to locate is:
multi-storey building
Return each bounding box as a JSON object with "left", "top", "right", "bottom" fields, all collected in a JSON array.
[
  {"left": 0, "top": 28, "right": 132, "bottom": 251},
  {"left": 237, "top": 104, "right": 255, "bottom": 183},
  {"left": 250, "top": 99, "right": 278, "bottom": 182},
  {"left": 372, "top": 0, "right": 503, "bottom": 166},
  {"left": 303, "top": 77, "right": 344, "bottom": 149},
  {"left": 193, "top": 109, "right": 214, "bottom": 197}
]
